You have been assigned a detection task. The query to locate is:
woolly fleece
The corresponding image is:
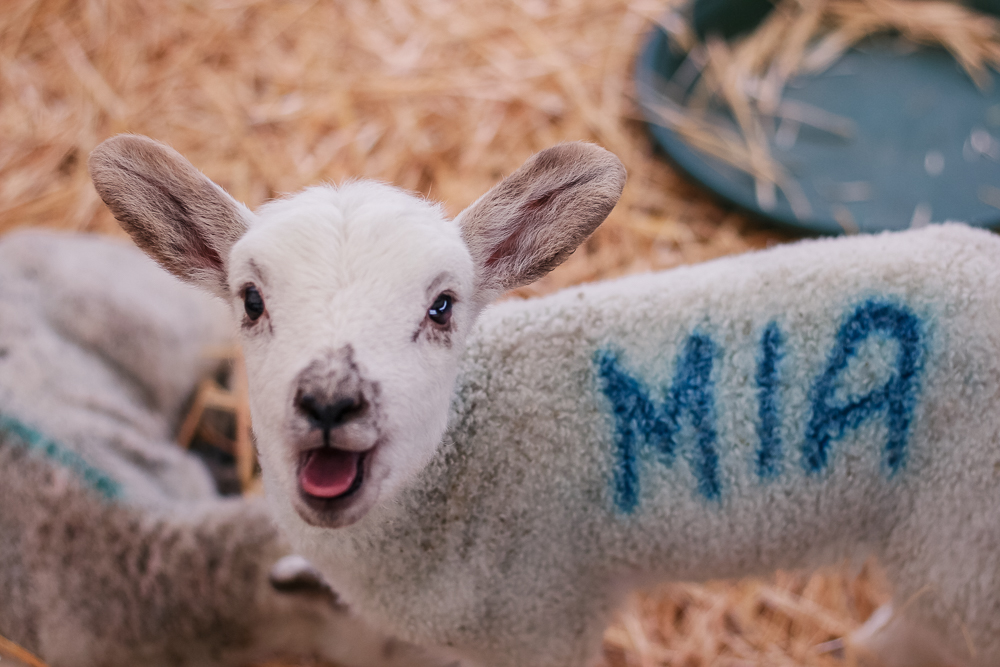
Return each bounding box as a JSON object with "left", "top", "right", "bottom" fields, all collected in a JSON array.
[
  {"left": 0, "top": 230, "right": 230, "bottom": 507},
  {"left": 0, "top": 434, "right": 450, "bottom": 667},
  {"left": 288, "top": 223, "right": 1000, "bottom": 667}
]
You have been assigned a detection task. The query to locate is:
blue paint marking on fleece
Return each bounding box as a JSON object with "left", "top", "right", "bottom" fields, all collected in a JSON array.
[
  {"left": 755, "top": 321, "right": 784, "bottom": 480},
  {"left": 802, "top": 300, "right": 924, "bottom": 475},
  {"left": 597, "top": 332, "right": 721, "bottom": 513},
  {"left": 597, "top": 300, "right": 927, "bottom": 513},
  {"left": 0, "top": 413, "right": 122, "bottom": 500}
]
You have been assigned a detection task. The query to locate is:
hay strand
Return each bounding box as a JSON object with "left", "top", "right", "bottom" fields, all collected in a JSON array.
[{"left": 0, "top": 633, "right": 49, "bottom": 667}]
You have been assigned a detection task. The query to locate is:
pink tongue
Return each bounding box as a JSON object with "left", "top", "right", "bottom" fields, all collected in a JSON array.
[{"left": 299, "top": 449, "right": 360, "bottom": 498}]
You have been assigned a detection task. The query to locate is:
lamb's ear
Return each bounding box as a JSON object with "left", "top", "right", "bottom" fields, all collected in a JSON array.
[
  {"left": 89, "top": 134, "right": 249, "bottom": 299},
  {"left": 456, "top": 142, "right": 625, "bottom": 300}
]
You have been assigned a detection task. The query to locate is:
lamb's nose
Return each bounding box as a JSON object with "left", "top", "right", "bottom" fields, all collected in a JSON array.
[{"left": 296, "top": 393, "right": 366, "bottom": 430}]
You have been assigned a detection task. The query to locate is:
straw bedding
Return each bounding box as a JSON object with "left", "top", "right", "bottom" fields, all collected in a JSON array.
[{"left": 0, "top": 0, "right": 934, "bottom": 664}]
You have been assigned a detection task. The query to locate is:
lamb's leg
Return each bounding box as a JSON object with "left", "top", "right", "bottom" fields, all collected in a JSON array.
[{"left": 847, "top": 603, "right": 967, "bottom": 667}]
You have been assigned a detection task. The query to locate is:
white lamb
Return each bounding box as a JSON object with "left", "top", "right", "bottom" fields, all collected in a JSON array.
[{"left": 91, "top": 133, "right": 1000, "bottom": 667}]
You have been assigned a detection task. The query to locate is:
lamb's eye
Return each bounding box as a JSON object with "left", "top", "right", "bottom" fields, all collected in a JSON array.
[
  {"left": 244, "top": 285, "right": 265, "bottom": 321},
  {"left": 428, "top": 293, "right": 452, "bottom": 326}
]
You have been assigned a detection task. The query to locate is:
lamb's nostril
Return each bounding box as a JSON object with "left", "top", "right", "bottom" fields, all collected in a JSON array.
[{"left": 297, "top": 393, "right": 366, "bottom": 430}]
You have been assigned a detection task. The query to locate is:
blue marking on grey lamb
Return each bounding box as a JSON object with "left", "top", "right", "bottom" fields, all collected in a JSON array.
[
  {"left": 597, "top": 332, "right": 721, "bottom": 512},
  {"left": 755, "top": 321, "right": 784, "bottom": 480},
  {"left": 0, "top": 413, "right": 122, "bottom": 500},
  {"left": 802, "top": 300, "right": 925, "bottom": 476}
]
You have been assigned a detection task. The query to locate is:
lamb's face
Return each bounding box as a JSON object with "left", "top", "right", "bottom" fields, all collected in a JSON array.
[
  {"left": 89, "top": 134, "right": 625, "bottom": 529},
  {"left": 229, "top": 184, "right": 476, "bottom": 528}
]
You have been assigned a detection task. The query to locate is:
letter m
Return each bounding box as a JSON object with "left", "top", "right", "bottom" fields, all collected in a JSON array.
[{"left": 596, "top": 334, "right": 721, "bottom": 513}]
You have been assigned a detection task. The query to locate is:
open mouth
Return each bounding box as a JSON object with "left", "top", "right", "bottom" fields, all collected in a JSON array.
[{"left": 298, "top": 447, "right": 367, "bottom": 500}]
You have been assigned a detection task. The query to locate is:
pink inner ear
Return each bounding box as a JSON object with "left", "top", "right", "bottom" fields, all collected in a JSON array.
[
  {"left": 176, "top": 223, "right": 225, "bottom": 274},
  {"left": 486, "top": 228, "right": 526, "bottom": 268},
  {"left": 524, "top": 188, "right": 558, "bottom": 210},
  {"left": 484, "top": 191, "right": 556, "bottom": 268}
]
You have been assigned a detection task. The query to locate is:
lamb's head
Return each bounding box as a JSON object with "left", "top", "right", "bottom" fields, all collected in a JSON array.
[{"left": 89, "top": 135, "right": 625, "bottom": 528}]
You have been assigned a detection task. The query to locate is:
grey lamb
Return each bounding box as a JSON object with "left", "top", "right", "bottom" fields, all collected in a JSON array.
[{"left": 0, "top": 230, "right": 446, "bottom": 667}]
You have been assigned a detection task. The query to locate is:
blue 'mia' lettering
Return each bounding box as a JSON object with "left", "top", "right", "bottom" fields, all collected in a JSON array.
[
  {"left": 597, "top": 334, "right": 721, "bottom": 512},
  {"left": 803, "top": 301, "right": 924, "bottom": 474},
  {"left": 755, "top": 322, "right": 784, "bottom": 479}
]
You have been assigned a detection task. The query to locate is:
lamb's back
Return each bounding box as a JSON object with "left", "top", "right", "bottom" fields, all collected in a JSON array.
[{"left": 447, "top": 223, "right": 1000, "bottom": 578}]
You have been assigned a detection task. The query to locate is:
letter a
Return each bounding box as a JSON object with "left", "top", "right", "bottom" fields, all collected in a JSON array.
[{"left": 803, "top": 300, "right": 923, "bottom": 475}]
